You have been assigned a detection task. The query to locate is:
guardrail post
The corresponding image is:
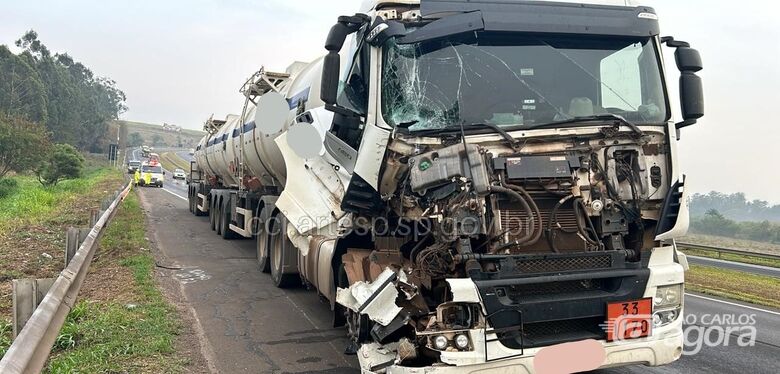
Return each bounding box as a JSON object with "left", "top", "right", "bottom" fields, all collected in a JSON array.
[
  {"left": 65, "top": 227, "right": 90, "bottom": 267},
  {"left": 0, "top": 181, "right": 133, "bottom": 374},
  {"left": 90, "top": 209, "right": 100, "bottom": 227},
  {"left": 12, "top": 279, "right": 56, "bottom": 338}
]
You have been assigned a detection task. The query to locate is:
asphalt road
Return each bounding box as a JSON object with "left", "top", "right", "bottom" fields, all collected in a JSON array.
[
  {"left": 134, "top": 176, "right": 780, "bottom": 374},
  {"left": 130, "top": 147, "right": 191, "bottom": 201}
]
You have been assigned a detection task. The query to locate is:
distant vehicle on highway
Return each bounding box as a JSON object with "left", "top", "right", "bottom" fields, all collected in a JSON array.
[
  {"left": 173, "top": 168, "right": 186, "bottom": 180},
  {"left": 127, "top": 160, "right": 141, "bottom": 174},
  {"left": 188, "top": 148, "right": 195, "bottom": 155},
  {"left": 148, "top": 153, "right": 160, "bottom": 165},
  {"left": 139, "top": 163, "right": 164, "bottom": 188}
]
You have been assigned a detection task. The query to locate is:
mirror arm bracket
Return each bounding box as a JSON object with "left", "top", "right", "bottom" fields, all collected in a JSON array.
[{"left": 661, "top": 36, "right": 690, "bottom": 48}]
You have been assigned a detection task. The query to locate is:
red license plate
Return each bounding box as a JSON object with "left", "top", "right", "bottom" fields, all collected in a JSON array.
[{"left": 606, "top": 298, "right": 652, "bottom": 342}]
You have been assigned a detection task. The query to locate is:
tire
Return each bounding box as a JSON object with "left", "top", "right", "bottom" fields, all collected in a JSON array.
[
  {"left": 209, "top": 197, "right": 217, "bottom": 231},
  {"left": 268, "top": 214, "right": 299, "bottom": 288},
  {"left": 189, "top": 189, "right": 196, "bottom": 214},
  {"left": 220, "top": 197, "right": 239, "bottom": 240},
  {"left": 256, "top": 230, "right": 271, "bottom": 273},
  {"left": 214, "top": 199, "right": 222, "bottom": 235}
]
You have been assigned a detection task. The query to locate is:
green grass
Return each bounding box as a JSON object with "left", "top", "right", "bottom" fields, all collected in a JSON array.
[
  {"left": 0, "top": 168, "right": 120, "bottom": 229},
  {"left": 680, "top": 248, "right": 780, "bottom": 268},
  {"left": 687, "top": 264, "right": 780, "bottom": 309},
  {"left": 0, "top": 319, "right": 11, "bottom": 357},
  {"left": 160, "top": 152, "right": 189, "bottom": 173},
  {"left": 44, "top": 193, "right": 184, "bottom": 373}
]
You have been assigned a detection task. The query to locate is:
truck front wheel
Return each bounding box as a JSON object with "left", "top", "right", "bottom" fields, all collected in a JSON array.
[
  {"left": 256, "top": 229, "right": 271, "bottom": 273},
  {"left": 269, "top": 214, "right": 299, "bottom": 288}
]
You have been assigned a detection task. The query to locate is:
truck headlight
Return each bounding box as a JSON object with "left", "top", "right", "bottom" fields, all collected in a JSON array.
[
  {"left": 432, "top": 335, "right": 449, "bottom": 350},
  {"left": 454, "top": 334, "right": 470, "bottom": 350},
  {"left": 654, "top": 284, "right": 683, "bottom": 309}
]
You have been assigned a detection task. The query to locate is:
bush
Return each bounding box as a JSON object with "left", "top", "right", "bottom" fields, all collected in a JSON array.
[
  {"left": 0, "top": 178, "right": 18, "bottom": 198},
  {"left": 36, "top": 144, "right": 85, "bottom": 187}
]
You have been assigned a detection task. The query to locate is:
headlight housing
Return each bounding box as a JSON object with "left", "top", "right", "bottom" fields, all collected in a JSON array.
[
  {"left": 653, "top": 284, "right": 683, "bottom": 328},
  {"left": 654, "top": 284, "right": 683, "bottom": 309}
]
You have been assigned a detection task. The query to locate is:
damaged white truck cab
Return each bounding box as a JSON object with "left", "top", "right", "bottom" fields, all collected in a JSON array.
[
  {"left": 192, "top": 0, "right": 703, "bottom": 372},
  {"left": 299, "top": 0, "right": 704, "bottom": 372}
]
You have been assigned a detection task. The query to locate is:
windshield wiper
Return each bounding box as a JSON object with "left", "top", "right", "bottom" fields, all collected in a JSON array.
[
  {"left": 522, "top": 114, "right": 644, "bottom": 137},
  {"left": 464, "top": 123, "right": 519, "bottom": 147}
]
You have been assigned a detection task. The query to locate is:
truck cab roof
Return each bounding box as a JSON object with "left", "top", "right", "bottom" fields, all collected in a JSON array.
[{"left": 362, "top": 0, "right": 644, "bottom": 12}]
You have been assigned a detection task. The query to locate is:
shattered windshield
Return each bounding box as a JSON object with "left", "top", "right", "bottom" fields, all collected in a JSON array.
[{"left": 381, "top": 32, "right": 668, "bottom": 132}]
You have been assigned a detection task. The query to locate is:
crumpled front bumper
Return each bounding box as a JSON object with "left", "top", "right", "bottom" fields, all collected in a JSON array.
[
  {"left": 361, "top": 319, "right": 684, "bottom": 374},
  {"left": 359, "top": 321, "right": 683, "bottom": 374}
]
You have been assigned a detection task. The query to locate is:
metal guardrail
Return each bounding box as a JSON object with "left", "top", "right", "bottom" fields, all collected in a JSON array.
[
  {"left": 0, "top": 181, "right": 133, "bottom": 374},
  {"left": 677, "top": 242, "right": 780, "bottom": 261}
]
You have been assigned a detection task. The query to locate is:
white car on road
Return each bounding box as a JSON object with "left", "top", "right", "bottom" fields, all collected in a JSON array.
[{"left": 173, "top": 168, "right": 187, "bottom": 180}]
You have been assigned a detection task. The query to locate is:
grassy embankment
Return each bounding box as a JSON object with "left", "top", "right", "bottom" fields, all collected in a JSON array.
[
  {"left": 686, "top": 264, "right": 780, "bottom": 309},
  {"left": 675, "top": 233, "right": 780, "bottom": 309},
  {"left": 160, "top": 152, "right": 190, "bottom": 172},
  {"left": 44, "top": 192, "right": 184, "bottom": 373},
  {"left": 0, "top": 166, "right": 184, "bottom": 371}
]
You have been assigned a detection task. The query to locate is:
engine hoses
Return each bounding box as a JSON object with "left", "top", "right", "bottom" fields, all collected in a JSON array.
[
  {"left": 489, "top": 185, "right": 537, "bottom": 253},
  {"left": 573, "top": 198, "right": 602, "bottom": 249},
  {"left": 505, "top": 184, "right": 544, "bottom": 246}
]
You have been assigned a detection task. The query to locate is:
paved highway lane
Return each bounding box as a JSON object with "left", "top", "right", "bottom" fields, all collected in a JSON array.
[
  {"left": 135, "top": 187, "right": 779, "bottom": 374},
  {"left": 138, "top": 187, "right": 358, "bottom": 373}
]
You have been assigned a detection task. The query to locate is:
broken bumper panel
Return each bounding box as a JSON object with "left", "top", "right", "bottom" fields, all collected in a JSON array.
[{"left": 360, "top": 320, "right": 683, "bottom": 373}]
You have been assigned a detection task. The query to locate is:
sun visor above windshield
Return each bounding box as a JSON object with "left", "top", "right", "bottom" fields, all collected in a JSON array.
[{"left": 414, "top": 0, "right": 660, "bottom": 37}]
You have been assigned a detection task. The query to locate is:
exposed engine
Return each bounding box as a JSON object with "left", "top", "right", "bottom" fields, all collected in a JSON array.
[{"left": 338, "top": 130, "right": 671, "bottom": 366}]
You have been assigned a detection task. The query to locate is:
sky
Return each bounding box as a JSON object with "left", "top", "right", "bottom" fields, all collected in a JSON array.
[{"left": 1, "top": 0, "right": 779, "bottom": 202}]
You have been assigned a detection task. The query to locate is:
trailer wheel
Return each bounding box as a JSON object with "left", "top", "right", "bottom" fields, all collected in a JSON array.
[
  {"left": 188, "top": 194, "right": 193, "bottom": 214},
  {"left": 209, "top": 197, "right": 217, "bottom": 231},
  {"left": 219, "top": 197, "right": 239, "bottom": 240},
  {"left": 256, "top": 229, "right": 271, "bottom": 273},
  {"left": 215, "top": 199, "right": 223, "bottom": 235},
  {"left": 269, "top": 214, "right": 299, "bottom": 288}
]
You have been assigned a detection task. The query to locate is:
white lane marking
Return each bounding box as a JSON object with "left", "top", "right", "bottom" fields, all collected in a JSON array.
[
  {"left": 686, "top": 293, "right": 780, "bottom": 316},
  {"left": 161, "top": 187, "right": 188, "bottom": 201}
]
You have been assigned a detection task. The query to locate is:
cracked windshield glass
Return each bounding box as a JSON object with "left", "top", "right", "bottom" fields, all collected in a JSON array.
[{"left": 382, "top": 32, "right": 668, "bottom": 131}]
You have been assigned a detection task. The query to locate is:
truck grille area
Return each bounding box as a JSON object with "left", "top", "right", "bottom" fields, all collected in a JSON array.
[
  {"left": 513, "top": 255, "right": 613, "bottom": 274},
  {"left": 521, "top": 317, "right": 606, "bottom": 348},
  {"left": 474, "top": 267, "right": 650, "bottom": 350},
  {"left": 503, "top": 278, "right": 608, "bottom": 299}
]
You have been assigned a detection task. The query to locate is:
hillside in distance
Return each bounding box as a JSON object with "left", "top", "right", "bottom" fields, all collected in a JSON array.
[{"left": 113, "top": 120, "right": 205, "bottom": 149}]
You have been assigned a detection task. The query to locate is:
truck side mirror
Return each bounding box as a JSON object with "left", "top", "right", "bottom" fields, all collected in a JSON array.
[
  {"left": 321, "top": 14, "right": 369, "bottom": 106},
  {"left": 679, "top": 71, "right": 704, "bottom": 127},
  {"left": 321, "top": 53, "right": 340, "bottom": 105},
  {"left": 675, "top": 47, "right": 702, "bottom": 72},
  {"left": 662, "top": 37, "right": 704, "bottom": 130}
]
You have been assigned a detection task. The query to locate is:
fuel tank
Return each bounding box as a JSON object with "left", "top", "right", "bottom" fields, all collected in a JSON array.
[{"left": 194, "top": 58, "right": 325, "bottom": 188}]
